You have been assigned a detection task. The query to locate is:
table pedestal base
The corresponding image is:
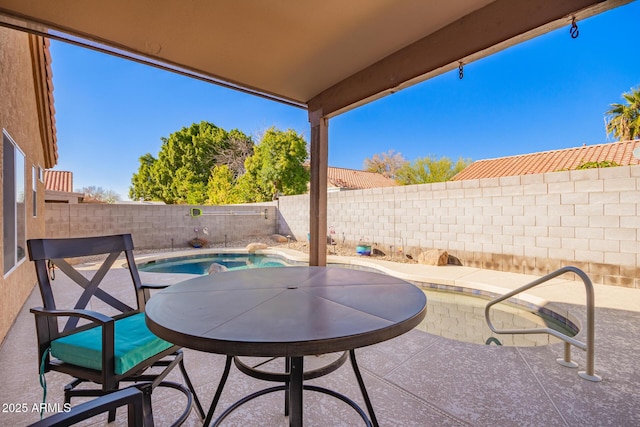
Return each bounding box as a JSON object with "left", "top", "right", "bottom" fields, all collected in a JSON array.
[{"left": 204, "top": 350, "right": 379, "bottom": 427}]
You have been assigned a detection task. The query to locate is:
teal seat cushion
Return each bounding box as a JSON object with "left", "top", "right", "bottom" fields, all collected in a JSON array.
[{"left": 51, "top": 312, "right": 173, "bottom": 375}]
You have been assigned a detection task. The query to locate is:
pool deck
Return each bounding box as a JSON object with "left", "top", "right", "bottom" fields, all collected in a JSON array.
[{"left": 1, "top": 248, "right": 639, "bottom": 426}]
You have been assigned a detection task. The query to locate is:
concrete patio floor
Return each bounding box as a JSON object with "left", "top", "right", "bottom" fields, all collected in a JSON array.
[{"left": 1, "top": 248, "right": 639, "bottom": 426}]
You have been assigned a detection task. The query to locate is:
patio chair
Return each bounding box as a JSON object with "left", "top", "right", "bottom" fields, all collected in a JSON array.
[
  {"left": 27, "top": 234, "right": 205, "bottom": 426},
  {"left": 28, "top": 384, "right": 150, "bottom": 427}
]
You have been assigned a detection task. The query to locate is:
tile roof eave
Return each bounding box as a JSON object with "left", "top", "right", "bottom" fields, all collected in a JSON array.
[
  {"left": 29, "top": 34, "right": 57, "bottom": 168},
  {"left": 452, "top": 140, "right": 640, "bottom": 181}
]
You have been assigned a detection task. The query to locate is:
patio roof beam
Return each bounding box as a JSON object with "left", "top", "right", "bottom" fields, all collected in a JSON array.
[{"left": 307, "top": 0, "right": 630, "bottom": 118}]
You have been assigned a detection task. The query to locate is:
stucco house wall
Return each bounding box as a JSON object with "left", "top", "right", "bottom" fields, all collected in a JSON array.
[{"left": 0, "top": 28, "right": 54, "bottom": 343}]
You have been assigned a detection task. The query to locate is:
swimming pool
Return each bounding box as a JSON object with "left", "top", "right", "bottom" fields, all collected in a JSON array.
[
  {"left": 138, "top": 253, "right": 296, "bottom": 275},
  {"left": 137, "top": 252, "right": 578, "bottom": 347}
]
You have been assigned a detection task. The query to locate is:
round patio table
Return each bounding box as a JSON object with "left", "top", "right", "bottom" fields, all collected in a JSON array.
[{"left": 145, "top": 266, "right": 426, "bottom": 426}]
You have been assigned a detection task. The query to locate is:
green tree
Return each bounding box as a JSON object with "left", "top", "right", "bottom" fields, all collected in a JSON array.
[
  {"left": 241, "top": 128, "right": 309, "bottom": 201},
  {"left": 213, "top": 131, "right": 254, "bottom": 178},
  {"left": 154, "top": 121, "right": 236, "bottom": 203},
  {"left": 207, "top": 165, "right": 242, "bottom": 205},
  {"left": 129, "top": 153, "right": 160, "bottom": 201},
  {"left": 395, "top": 156, "right": 470, "bottom": 185},
  {"left": 363, "top": 150, "right": 407, "bottom": 179},
  {"left": 605, "top": 87, "right": 640, "bottom": 141},
  {"left": 129, "top": 121, "right": 253, "bottom": 204}
]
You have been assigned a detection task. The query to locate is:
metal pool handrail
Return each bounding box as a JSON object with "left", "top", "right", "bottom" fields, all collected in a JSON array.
[{"left": 484, "top": 266, "right": 601, "bottom": 382}]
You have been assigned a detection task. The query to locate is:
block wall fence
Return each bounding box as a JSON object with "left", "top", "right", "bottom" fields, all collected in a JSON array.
[
  {"left": 275, "top": 165, "right": 640, "bottom": 288},
  {"left": 46, "top": 165, "right": 640, "bottom": 288},
  {"left": 45, "top": 204, "right": 278, "bottom": 249}
]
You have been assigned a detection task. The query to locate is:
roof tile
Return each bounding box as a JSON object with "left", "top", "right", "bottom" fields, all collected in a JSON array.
[
  {"left": 452, "top": 140, "right": 640, "bottom": 181},
  {"left": 44, "top": 170, "right": 73, "bottom": 192},
  {"left": 327, "top": 166, "right": 397, "bottom": 189}
]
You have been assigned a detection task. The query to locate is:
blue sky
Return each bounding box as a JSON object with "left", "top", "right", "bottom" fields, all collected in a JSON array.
[{"left": 50, "top": 1, "right": 640, "bottom": 200}]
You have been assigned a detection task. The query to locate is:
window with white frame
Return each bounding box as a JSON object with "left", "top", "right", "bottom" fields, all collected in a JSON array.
[{"left": 3, "top": 130, "right": 26, "bottom": 275}]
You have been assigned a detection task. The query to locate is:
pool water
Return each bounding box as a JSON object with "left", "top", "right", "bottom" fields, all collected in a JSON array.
[
  {"left": 138, "top": 253, "right": 293, "bottom": 275},
  {"left": 417, "top": 289, "right": 578, "bottom": 347}
]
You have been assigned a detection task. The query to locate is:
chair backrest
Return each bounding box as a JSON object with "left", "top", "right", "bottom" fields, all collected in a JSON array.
[{"left": 28, "top": 234, "right": 147, "bottom": 334}]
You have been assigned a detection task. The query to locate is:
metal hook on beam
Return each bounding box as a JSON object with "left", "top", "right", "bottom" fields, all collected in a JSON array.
[{"left": 570, "top": 17, "right": 579, "bottom": 39}]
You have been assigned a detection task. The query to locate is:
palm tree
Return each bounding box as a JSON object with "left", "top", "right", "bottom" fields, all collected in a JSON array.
[{"left": 605, "top": 87, "right": 640, "bottom": 140}]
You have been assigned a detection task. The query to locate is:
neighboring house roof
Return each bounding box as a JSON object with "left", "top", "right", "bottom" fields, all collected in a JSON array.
[
  {"left": 44, "top": 170, "right": 73, "bottom": 192},
  {"left": 327, "top": 166, "right": 397, "bottom": 190},
  {"left": 452, "top": 140, "right": 640, "bottom": 181},
  {"left": 44, "top": 170, "right": 84, "bottom": 203}
]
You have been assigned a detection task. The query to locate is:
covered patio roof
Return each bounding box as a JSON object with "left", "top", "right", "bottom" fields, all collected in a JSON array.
[
  {"left": 0, "top": 0, "right": 631, "bottom": 264},
  {"left": 0, "top": 0, "right": 629, "bottom": 115}
]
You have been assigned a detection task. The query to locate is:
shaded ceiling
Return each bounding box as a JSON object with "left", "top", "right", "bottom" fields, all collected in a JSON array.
[
  {"left": 0, "top": 0, "right": 631, "bottom": 117},
  {"left": 0, "top": 0, "right": 632, "bottom": 266}
]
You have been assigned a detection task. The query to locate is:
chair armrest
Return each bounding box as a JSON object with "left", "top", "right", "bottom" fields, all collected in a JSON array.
[
  {"left": 31, "top": 307, "right": 117, "bottom": 385},
  {"left": 30, "top": 307, "right": 113, "bottom": 324}
]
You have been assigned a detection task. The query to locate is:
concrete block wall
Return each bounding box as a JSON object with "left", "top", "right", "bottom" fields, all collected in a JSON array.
[
  {"left": 274, "top": 195, "right": 309, "bottom": 239},
  {"left": 276, "top": 166, "right": 640, "bottom": 288},
  {"left": 44, "top": 165, "right": 639, "bottom": 288},
  {"left": 45, "top": 204, "right": 277, "bottom": 249}
]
